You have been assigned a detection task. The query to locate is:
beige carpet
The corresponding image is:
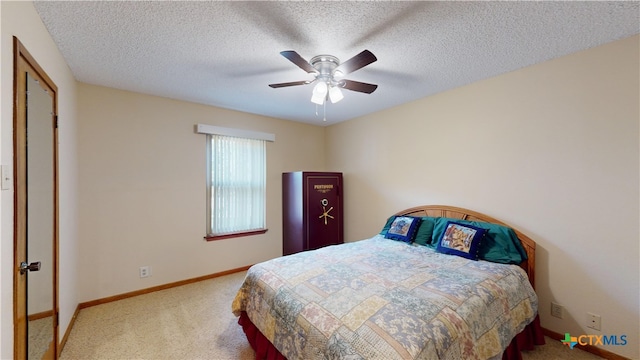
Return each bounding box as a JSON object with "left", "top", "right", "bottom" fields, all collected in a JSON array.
[
  {"left": 29, "top": 316, "right": 53, "bottom": 359},
  {"left": 61, "top": 270, "right": 603, "bottom": 360}
]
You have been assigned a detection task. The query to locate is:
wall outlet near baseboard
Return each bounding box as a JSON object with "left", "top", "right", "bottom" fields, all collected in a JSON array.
[
  {"left": 587, "top": 312, "right": 601, "bottom": 331},
  {"left": 139, "top": 266, "right": 151, "bottom": 278},
  {"left": 551, "top": 302, "right": 564, "bottom": 319}
]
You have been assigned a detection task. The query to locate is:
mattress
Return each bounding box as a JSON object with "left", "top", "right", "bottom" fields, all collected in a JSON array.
[{"left": 232, "top": 235, "right": 539, "bottom": 359}]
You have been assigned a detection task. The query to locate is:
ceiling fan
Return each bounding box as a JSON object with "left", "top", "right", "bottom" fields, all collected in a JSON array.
[{"left": 269, "top": 50, "right": 378, "bottom": 105}]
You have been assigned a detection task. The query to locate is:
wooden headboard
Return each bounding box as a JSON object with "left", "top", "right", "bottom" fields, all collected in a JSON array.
[{"left": 394, "top": 205, "right": 536, "bottom": 289}]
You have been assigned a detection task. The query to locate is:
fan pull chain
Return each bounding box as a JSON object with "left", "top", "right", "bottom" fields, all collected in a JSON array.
[
  {"left": 314, "top": 103, "right": 328, "bottom": 122},
  {"left": 323, "top": 100, "right": 327, "bottom": 122}
]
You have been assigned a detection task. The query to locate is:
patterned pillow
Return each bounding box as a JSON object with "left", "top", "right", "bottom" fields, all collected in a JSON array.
[
  {"left": 436, "top": 221, "right": 487, "bottom": 260},
  {"left": 384, "top": 216, "right": 422, "bottom": 243},
  {"left": 432, "top": 217, "right": 527, "bottom": 264}
]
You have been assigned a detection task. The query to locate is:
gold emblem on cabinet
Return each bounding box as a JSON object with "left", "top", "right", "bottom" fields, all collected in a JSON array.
[{"left": 318, "top": 198, "right": 334, "bottom": 225}]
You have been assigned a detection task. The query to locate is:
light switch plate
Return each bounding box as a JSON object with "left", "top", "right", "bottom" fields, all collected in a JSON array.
[{"left": 1, "top": 165, "right": 10, "bottom": 190}]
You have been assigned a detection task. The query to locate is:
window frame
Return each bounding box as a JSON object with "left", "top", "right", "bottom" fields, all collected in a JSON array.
[{"left": 197, "top": 124, "right": 274, "bottom": 241}]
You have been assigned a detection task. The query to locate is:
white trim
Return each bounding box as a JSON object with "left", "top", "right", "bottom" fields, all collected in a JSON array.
[{"left": 196, "top": 124, "right": 275, "bottom": 142}]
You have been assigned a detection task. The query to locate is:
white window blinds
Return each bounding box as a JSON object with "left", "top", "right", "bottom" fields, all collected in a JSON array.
[{"left": 207, "top": 134, "right": 266, "bottom": 235}]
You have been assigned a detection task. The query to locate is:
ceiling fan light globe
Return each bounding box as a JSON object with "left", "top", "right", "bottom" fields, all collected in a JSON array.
[
  {"left": 311, "top": 82, "right": 328, "bottom": 105},
  {"left": 312, "top": 81, "right": 328, "bottom": 95},
  {"left": 329, "top": 86, "right": 344, "bottom": 103},
  {"left": 311, "top": 94, "right": 325, "bottom": 105}
]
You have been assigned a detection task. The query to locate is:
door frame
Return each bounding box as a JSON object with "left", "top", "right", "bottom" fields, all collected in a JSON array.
[{"left": 13, "top": 36, "right": 59, "bottom": 359}]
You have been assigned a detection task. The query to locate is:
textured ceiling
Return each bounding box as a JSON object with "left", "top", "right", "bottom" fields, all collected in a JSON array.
[{"left": 34, "top": 1, "right": 639, "bottom": 126}]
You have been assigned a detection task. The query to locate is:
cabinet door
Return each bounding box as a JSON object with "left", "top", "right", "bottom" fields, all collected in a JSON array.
[{"left": 306, "top": 174, "right": 342, "bottom": 250}]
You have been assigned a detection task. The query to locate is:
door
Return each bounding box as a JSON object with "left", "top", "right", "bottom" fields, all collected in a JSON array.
[{"left": 13, "top": 37, "right": 59, "bottom": 360}]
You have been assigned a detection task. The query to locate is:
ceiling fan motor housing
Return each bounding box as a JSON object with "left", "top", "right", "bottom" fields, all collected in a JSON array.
[{"left": 310, "top": 55, "right": 340, "bottom": 84}]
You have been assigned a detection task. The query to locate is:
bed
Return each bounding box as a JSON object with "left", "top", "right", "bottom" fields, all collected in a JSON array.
[{"left": 232, "top": 205, "right": 545, "bottom": 360}]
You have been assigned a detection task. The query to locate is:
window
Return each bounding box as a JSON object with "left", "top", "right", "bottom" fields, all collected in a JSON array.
[{"left": 197, "top": 125, "right": 274, "bottom": 241}]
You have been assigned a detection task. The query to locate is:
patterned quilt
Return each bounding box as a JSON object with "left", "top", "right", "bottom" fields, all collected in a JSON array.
[{"left": 232, "top": 235, "right": 538, "bottom": 360}]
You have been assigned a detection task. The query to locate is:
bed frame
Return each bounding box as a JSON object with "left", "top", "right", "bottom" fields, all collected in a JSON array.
[{"left": 395, "top": 205, "right": 536, "bottom": 289}]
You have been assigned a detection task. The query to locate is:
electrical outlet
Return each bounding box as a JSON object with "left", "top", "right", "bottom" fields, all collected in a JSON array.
[
  {"left": 139, "top": 266, "right": 151, "bottom": 278},
  {"left": 551, "top": 302, "right": 564, "bottom": 319},
  {"left": 587, "top": 312, "right": 601, "bottom": 331}
]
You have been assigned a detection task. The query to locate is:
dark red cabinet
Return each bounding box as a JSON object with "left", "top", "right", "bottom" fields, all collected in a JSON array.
[{"left": 282, "top": 172, "right": 343, "bottom": 256}]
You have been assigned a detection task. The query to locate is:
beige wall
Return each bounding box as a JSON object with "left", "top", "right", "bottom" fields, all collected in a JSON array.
[
  {"left": 326, "top": 35, "right": 639, "bottom": 359},
  {"left": 0, "top": 2, "right": 80, "bottom": 358},
  {"left": 77, "top": 83, "right": 326, "bottom": 301},
  {"left": 1, "top": 2, "right": 637, "bottom": 359}
]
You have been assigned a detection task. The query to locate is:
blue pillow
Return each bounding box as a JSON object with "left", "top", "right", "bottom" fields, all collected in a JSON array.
[
  {"left": 380, "top": 216, "right": 435, "bottom": 246},
  {"left": 432, "top": 217, "right": 527, "bottom": 264},
  {"left": 436, "top": 221, "right": 486, "bottom": 260},
  {"left": 384, "top": 216, "right": 422, "bottom": 243}
]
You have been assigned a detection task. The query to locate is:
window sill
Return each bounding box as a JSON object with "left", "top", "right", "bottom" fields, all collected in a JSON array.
[{"left": 205, "top": 228, "right": 268, "bottom": 242}]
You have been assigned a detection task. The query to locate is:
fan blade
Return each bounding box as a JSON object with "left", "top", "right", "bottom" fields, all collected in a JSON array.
[
  {"left": 269, "top": 80, "right": 310, "bottom": 88},
  {"left": 340, "top": 80, "right": 378, "bottom": 94},
  {"left": 280, "top": 51, "right": 316, "bottom": 73},
  {"left": 334, "top": 50, "right": 377, "bottom": 75}
]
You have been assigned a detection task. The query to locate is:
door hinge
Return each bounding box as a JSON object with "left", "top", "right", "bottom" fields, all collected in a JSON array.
[{"left": 54, "top": 115, "right": 58, "bottom": 129}]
